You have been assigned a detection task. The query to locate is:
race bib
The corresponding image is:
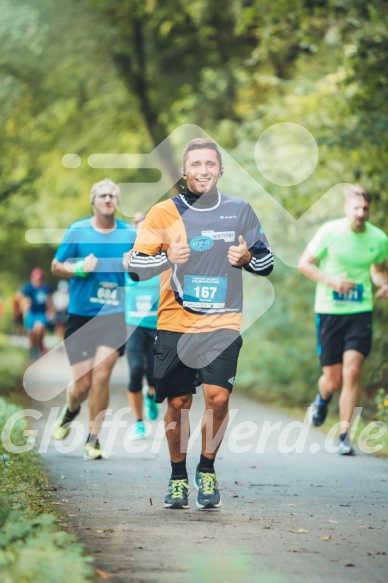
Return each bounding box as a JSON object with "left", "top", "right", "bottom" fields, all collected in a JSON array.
[
  {"left": 127, "top": 294, "right": 157, "bottom": 318},
  {"left": 332, "top": 283, "right": 364, "bottom": 303},
  {"left": 90, "top": 281, "right": 119, "bottom": 306},
  {"left": 183, "top": 275, "right": 227, "bottom": 309}
]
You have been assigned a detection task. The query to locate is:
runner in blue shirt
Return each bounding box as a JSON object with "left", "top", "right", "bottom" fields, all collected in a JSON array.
[
  {"left": 124, "top": 213, "right": 159, "bottom": 440},
  {"left": 51, "top": 179, "right": 136, "bottom": 459},
  {"left": 18, "top": 267, "right": 53, "bottom": 360}
]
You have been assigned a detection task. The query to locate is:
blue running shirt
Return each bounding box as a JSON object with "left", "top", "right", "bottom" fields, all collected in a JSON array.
[
  {"left": 21, "top": 283, "right": 51, "bottom": 313},
  {"left": 55, "top": 218, "right": 136, "bottom": 317},
  {"left": 125, "top": 274, "right": 160, "bottom": 329}
]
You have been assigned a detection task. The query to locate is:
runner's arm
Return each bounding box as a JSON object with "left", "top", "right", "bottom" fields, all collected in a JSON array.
[
  {"left": 51, "top": 259, "right": 77, "bottom": 278},
  {"left": 371, "top": 263, "right": 388, "bottom": 298},
  {"left": 128, "top": 251, "right": 171, "bottom": 282},
  {"left": 242, "top": 241, "right": 274, "bottom": 276},
  {"left": 16, "top": 290, "right": 31, "bottom": 314},
  {"left": 298, "top": 247, "right": 355, "bottom": 292},
  {"left": 128, "top": 206, "right": 186, "bottom": 281},
  {"left": 51, "top": 254, "right": 98, "bottom": 278}
]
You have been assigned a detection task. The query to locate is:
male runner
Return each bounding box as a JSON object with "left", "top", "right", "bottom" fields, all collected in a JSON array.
[
  {"left": 298, "top": 186, "right": 388, "bottom": 455},
  {"left": 128, "top": 138, "right": 274, "bottom": 508},
  {"left": 51, "top": 179, "right": 136, "bottom": 459}
]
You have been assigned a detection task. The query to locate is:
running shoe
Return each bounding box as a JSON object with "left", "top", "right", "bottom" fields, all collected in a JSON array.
[
  {"left": 145, "top": 392, "right": 159, "bottom": 421},
  {"left": 127, "top": 420, "right": 146, "bottom": 440},
  {"left": 337, "top": 435, "right": 355, "bottom": 456},
  {"left": 308, "top": 393, "right": 329, "bottom": 427},
  {"left": 84, "top": 439, "right": 106, "bottom": 460},
  {"left": 164, "top": 478, "right": 189, "bottom": 509},
  {"left": 194, "top": 465, "right": 221, "bottom": 509},
  {"left": 52, "top": 405, "right": 80, "bottom": 440}
]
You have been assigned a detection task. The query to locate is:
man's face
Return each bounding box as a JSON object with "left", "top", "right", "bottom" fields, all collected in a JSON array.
[
  {"left": 183, "top": 148, "right": 223, "bottom": 195},
  {"left": 344, "top": 195, "right": 370, "bottom": 232},
  {"left": 31, "top": 273, "right": 44, "bottom": 286},
  {"left": 93, "top": 192, "right": 118, "bottom": 217}
]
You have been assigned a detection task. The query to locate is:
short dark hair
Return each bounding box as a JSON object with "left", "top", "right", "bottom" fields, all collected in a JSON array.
[
  {"left": 345, "top": 185, "right": 372, "bottom": 204},
  {"left": 182, "top": 138, "right": 222, "bottom": 171}
]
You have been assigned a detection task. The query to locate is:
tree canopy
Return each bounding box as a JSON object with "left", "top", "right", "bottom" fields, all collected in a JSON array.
[{"left": 1, "top": 0, "right": 387, "bottom": 400}]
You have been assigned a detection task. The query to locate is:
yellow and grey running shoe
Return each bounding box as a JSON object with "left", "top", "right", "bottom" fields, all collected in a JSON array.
[
  {"left": 84, "top": 439, "right": 106, "bottom": 460},
  {"left": 194, "top": 465, "right": 221, "bottom": 509},
  {"left": 164, "top": 478, "right": 189, "bottom": 509},
  {"left": 52, "top": 405, "right": 80, "bottom": 440}
]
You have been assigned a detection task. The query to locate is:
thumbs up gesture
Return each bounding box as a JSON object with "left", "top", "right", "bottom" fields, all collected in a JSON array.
[
  {"left": 167, "top": 233, "right": 191, "bottom": 264},
  {"left": 228, "top": 235, "right": 251, "bottom": 266}
]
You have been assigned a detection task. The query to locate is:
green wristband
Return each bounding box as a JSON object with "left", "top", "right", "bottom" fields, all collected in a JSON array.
[{"left": 74, "top": 260, "right": 88, "bottom": 277}]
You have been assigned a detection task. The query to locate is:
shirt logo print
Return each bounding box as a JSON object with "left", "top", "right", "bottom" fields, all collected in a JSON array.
[{"left": 189, "top": 235, "right": 214, "bottom": 252}]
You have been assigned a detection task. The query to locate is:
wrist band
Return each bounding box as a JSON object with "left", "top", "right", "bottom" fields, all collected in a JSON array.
[{"left": 74, "top": 260, "right": 88, "bottom": 277}]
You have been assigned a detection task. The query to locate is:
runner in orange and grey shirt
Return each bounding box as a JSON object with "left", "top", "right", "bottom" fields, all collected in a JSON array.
[{"left": 127, "top": 138, "right": 273, "bottom": 510}]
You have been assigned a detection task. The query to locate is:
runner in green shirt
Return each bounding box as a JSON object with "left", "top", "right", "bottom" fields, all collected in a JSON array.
[{"left": 298, "top": 186, "right": 388, "bottom": 455}]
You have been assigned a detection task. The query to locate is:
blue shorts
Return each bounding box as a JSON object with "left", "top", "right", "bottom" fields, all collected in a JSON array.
[{"left": 24, "top": 312, "right": 48, "bottom": 330}]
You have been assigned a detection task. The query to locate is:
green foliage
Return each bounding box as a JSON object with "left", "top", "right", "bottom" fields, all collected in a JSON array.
[
  {"left": 0, "top": 0, "right": 387, "bottom": 409},
  {"left": 0, "top": 397, "right": 50, "bottom": 509},
  {"left": 240, "top": 263, "right": 321, "bottom": 407},
  {"left": 375, "top": 388, "right": 388, "bottom": 425},
  {"left": 0, "top": 500, "right": 93, "bottom": 583},
  {"left": 0, "top": 399, "right": 93, "bottom": 582},
  {"left": 0, "top": 337, "right": 26, "bottom": 396}
]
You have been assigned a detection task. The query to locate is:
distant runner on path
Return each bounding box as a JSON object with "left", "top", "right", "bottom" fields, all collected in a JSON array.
[
  {"left": 17, "top": 268, "right": 53, "bottom": 361},
  {"left": 298, "top": 185, "right": 388, "bottom": 455}
]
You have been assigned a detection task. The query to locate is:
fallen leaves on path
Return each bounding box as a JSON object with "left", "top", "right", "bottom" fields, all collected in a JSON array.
[{"left": 96, "top": 569, "right": 113, "bottom": 579}]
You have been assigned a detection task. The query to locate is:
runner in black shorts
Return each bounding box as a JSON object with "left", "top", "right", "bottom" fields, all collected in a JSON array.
[
  {"left": 316, "top": 312, "right": 372, "bottom": 367},
  {"left": 153, "top": 329, "right": 242, "bottom": 403},
  {"left": 299, "top": 186, "right": 388, "bottom": 455},
  {"left": 51, "top": 179, "right": 136, "bottom": 459},
  {"left": 128, "top": 139, "right": 273, "bottom": 509}
]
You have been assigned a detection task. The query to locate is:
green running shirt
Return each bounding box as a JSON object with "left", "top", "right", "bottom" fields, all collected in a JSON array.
[{"left": 308, "top": 218, "right": 388, "bottom": 314}]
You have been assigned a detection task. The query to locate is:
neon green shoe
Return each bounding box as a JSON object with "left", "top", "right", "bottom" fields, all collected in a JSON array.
[
  {"left": 84, "top": 439, "right": 106, "bottom": 460},
  {"left": 52, "top": 405, "right": 80, "bottom": 441},
  {"left": 194, "top": 465, "right": 221, "bottom": 509},
  {"left": 164, "top": 478, "right": 189, "bottom": 509}
]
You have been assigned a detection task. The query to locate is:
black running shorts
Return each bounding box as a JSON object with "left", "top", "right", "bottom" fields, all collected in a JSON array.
[
  {"left": 316, "top": 312, "right": 373, "bottom": 367},
  {"left": 153, "top": 329, "right": 243, "bottom": 403},
  {"left": 64, "top": 313, "right": 127, "bottom": 365}
]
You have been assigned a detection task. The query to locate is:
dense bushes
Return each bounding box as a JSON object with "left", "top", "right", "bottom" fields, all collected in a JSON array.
[
  {"left": 0, "top": 505, "right": 93, "bottom": 583},
  {"left": 0, "top": 397, "right": 93, "bottom": 583}
]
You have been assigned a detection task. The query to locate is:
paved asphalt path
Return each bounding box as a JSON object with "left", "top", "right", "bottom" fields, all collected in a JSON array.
[{"left": 22, "top": 345, "right": 387, "bottom": 583}]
